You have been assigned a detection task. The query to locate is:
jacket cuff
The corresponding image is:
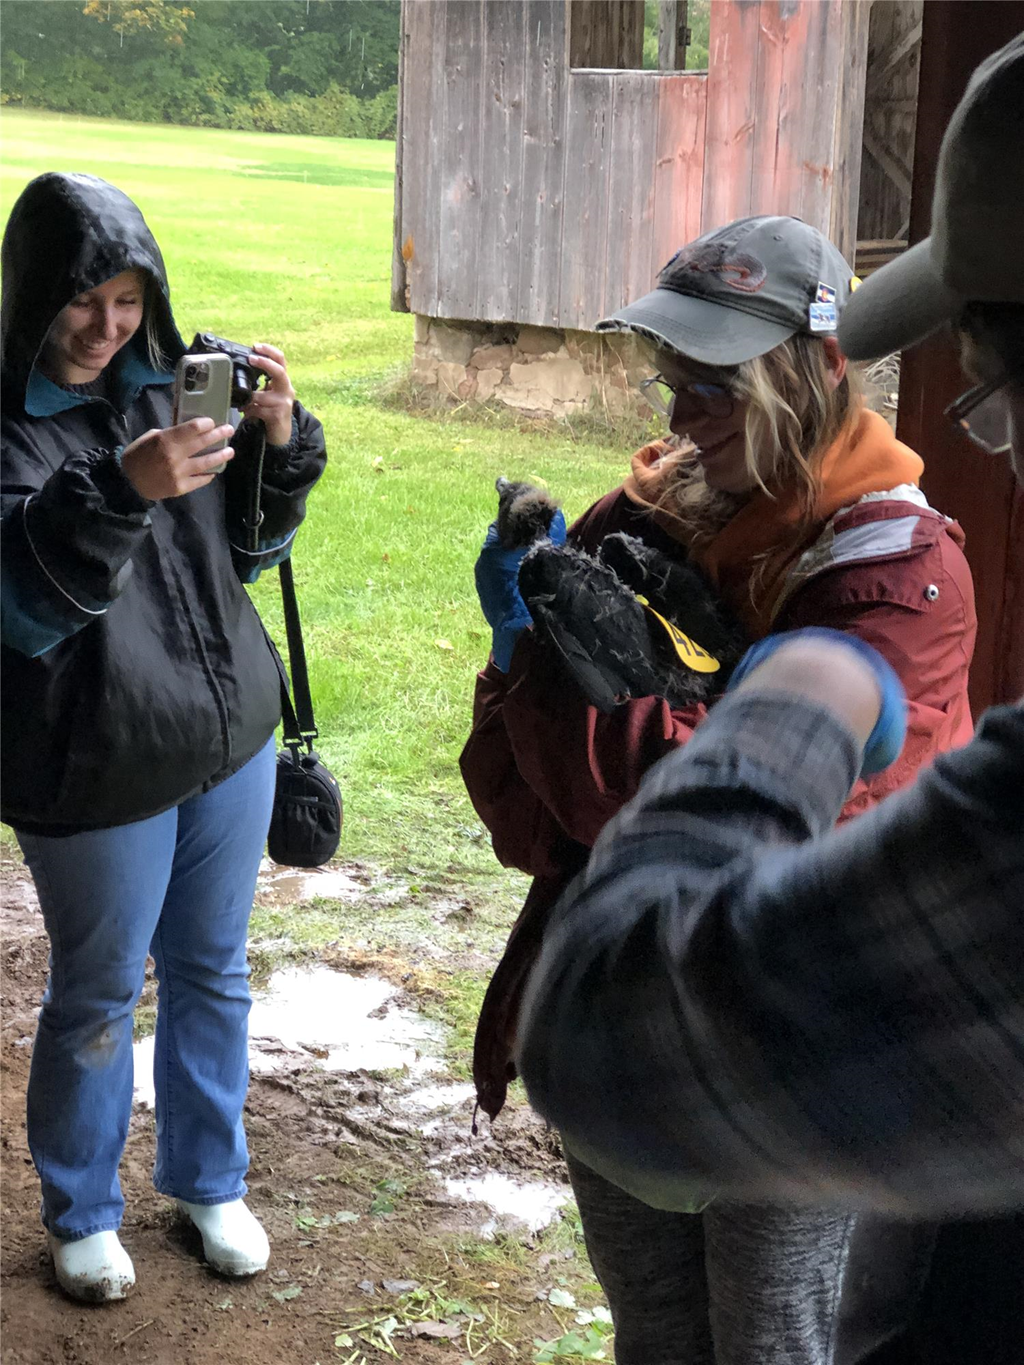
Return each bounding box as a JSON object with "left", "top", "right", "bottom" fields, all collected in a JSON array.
[
  {"left": 261, "top": 414, "right": 301, "bottom": 466},
  {"left": 97, "top": 449, "right": 155, "bottom": 516}
]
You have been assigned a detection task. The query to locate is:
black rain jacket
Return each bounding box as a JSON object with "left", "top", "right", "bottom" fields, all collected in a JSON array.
[{"left": 1, "top": 172, "right": 326, "bottom": 832}]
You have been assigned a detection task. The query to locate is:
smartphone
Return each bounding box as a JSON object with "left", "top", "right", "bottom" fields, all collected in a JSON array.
[{"left": 172, "top": 352, "right": 233, "bottom": 473}]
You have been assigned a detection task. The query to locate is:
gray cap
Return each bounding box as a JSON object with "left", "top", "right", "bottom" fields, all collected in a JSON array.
[
  {"left": 840, "top": 34, "right": 1024, "bottom": 361},
  {"left": 597, "top": 215, "right": 854, "bottom": 367}
]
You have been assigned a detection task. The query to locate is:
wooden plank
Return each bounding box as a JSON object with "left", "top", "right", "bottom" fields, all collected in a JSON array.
[
  {"left": 558, "top": 71, "right": 615, "bottom": 329},
  {"left": 700, "top": 0, "right": 760, "bottom": 231},
  {"left": 750, "top": 0, "right": 842, "bottom": 231},
  {"left": 658, "top": 0, "right": 689, "bottom": 70},
  {"left": 603, "top": 72, "right": 658, "bottom": 316},
  {"left": 864, "top": 16, "right": 924, "bottom": 96},
  {"left": 390, "top": 0, "right": 409, "bottom": 312},
  {"left": 517, "top": 0, "right": 570, "bottom": 326},
  {"left": 652, "top": 72, "right": 707, "bottom": 270},
  {"left": 863, "top": 121, "right": 914, "bottom": 201},
  {"left": 857, "top": 0, "right": 922, "bottom": 242},
  {"left": 436, "top": 0, "right": 484, "bottom": 319},
  {"left": 829, "top": 0, "right": 871, "bottom": 264},
  {"left": 398, "top": 0, "right": 445, "bottom": 317},
  {"left": 476, "top": 0, "right": 527, "bottom": 323},
  {"left": 569, "top": 0, "right": 645, "bottom": 69}
]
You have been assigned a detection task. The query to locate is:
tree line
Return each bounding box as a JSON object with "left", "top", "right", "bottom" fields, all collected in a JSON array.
[{"left": 0, "top": 0, "right": 401, "bottom": 140}]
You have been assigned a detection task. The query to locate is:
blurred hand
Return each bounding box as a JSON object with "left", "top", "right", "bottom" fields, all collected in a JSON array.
[
  {"left": 727, "top": 628, "right": 908, "bottom": 776},
  {"left": 243, "top": 343, "right": 296, "bottom": 446},
  {"left": 120, "top": 418, "right": 235, "bottom": 501}
]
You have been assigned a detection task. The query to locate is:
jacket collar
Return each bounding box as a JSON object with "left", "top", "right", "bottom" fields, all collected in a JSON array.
[{"left": 25, "top": 342, "right": 172, "bottom": 417}]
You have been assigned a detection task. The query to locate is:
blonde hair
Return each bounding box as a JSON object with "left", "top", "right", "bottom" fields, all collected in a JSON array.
[
  {"left": 143, "top": 277, "right": 170, "bottom": 372},
  {"left": 642, "top": 333, "right": 863, "bottom": 546}
]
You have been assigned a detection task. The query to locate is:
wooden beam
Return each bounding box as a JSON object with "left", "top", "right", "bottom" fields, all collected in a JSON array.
[
  {"left": 862, "top": 120, "right": 914, "bottom": 200},
  {"left": 657, "top": 0, "right": 689, "bottom": 71},
  {"left": 568, "top": 0, "right": 645, "bottom": 70},
  {"left": 829, "top": 0, "right": 871, "bottom": 265},
  {"left": 865, "top": 17, "right": 923, "bottom": 95},
  {"left": 390, "top": 0, "right": 409, "bottom": 312}
]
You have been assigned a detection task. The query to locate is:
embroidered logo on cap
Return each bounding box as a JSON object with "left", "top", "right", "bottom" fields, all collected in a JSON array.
[{"left": 663, "top": 242, "right": 768, "bottom": 294}]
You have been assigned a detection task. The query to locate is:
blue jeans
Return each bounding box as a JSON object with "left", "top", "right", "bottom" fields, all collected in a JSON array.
[{"left": 18, "top": 739, "right": 276, "bottom": 1242}]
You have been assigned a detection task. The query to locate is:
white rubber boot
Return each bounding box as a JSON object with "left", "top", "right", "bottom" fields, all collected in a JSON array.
[
  {"left": 48, "top": 1230, "right": 135, "bottom": 1302},
  {"left": 177, "top": 1199, "right": 270, "bottom": 1276}
]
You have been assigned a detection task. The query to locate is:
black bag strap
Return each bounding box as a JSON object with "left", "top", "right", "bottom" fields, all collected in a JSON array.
[
  {"left": 278, "top": 555, "right": 318, "bottom": 744},
  {"left": 246, "top": 418, "right": 318, "bottom": 752}
]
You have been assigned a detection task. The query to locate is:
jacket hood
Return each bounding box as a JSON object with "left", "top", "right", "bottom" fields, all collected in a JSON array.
[{"left": 1, "top": 173, "right": 185, "bottom": 407}]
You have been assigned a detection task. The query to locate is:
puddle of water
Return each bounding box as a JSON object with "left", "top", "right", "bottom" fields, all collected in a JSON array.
[
  {"left": 257, "top": 861, "right": 364, "bottom": 903},
  {"left": 445, "top": 1172, "right": 570, "bottom": 1236},
  {"left": 133, "top": 964, "right": 444, "bottom": 1108}
]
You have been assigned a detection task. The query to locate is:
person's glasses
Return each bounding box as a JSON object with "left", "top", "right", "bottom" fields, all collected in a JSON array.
[
  {"left": 945, "top": 374, "right": 1013, "bottom": 455},
  {"left": 638, "top": 374, "right": 735, "bottom": 420}
]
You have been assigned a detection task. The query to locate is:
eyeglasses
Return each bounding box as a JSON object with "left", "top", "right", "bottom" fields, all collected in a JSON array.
[
  {"left": 638, "top": 374, "right": 735, "bottom": 420},
  {"left": 945, "top": 374, "right": 1013, "bottom": 455}
]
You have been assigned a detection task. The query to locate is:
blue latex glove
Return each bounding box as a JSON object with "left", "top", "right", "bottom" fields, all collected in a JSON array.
[
  {"left": 727, "top": 627, "right": 907, "bottom": 776},
  {"left": 474, "top": 511, "right": 567, "bottom": 671}
]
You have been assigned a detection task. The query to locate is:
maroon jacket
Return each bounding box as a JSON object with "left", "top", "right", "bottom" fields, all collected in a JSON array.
[{"left": 462, "top": 483, "right": 977, "bottom": 1118}]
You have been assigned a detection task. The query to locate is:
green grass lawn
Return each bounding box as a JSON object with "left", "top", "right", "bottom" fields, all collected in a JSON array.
[{"left": 0, "top": 110, "right": 631, "bottom": 883}]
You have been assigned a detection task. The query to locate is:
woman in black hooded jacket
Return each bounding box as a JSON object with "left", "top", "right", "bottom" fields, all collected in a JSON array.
[{"left": 1, "top": 173, "right": 326, "bottom": 1301}]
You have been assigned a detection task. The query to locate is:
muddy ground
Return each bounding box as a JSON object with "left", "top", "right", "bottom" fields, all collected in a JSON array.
[{"left": 1, "top": 856, "right": 607, "bottom": 1365}]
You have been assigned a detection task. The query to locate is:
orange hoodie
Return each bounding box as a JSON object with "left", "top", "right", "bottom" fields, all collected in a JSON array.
[{"left": 625, "top": 407, "right": 925, "bottom": 636}]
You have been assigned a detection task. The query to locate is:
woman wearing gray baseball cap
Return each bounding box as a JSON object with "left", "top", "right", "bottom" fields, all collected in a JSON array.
[
  {"left": 465, "top": 213, "right": 976, "bottom": 1363},
  {"left": 512, "top": 31, "right": 1024, "bottom": 1365}
]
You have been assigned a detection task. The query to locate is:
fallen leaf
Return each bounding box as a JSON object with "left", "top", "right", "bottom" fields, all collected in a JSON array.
[
  {"left": 382, "top": 1278, "right": 420, "bottom": 1294},
  {"left": 334, "top": 1333, "right": 354, "bottom": 1348},
  {"left": 216, "top": 1297, "right": 233, "bottom": 1312},
  {"left": 408, "top": 1321, "right": 463, "bottom": 1339},
  {"left": 434, "top": 638, "right": 454, "bottom": 651},
  {"left": 334, "top": 1210, "right": 360, "bottom": 1224},
  {"left": 548, "top": 1287, "right": 577, "bottom": 1309},
  {"left": 271, "top": 1285, "right": 302, "bottom": 1303}
]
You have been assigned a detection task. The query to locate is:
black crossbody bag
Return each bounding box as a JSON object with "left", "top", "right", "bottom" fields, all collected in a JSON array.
[{"left": 246, "top": 424, "right": 342, "bottom": 868}]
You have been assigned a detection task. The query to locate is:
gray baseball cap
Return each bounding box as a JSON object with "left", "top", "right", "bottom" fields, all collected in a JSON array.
[
  {"left": 839, "top": 34, "right": 1024, "bottom": 361},
  {"left": 597, "top": 215, "right": 855, "bottom": 367}
]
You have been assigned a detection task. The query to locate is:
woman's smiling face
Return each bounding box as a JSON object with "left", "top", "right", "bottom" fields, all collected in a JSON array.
[
  {"left": 658, "top": 353, "right": 756, "bottom": 495},
  {"left": 44, "top": 269, "right": 146, "bottom": 385}
]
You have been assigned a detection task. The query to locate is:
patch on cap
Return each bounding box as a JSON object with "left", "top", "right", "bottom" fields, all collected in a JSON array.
[
  {"left": 808, "top": 302, "right": 838, "bottom": 333},
  {"left": 664, "top": 240, "right": 767, "bottom": 295},
  {"left": 815, "top": 282, "right": 837, "bottom": 304}
]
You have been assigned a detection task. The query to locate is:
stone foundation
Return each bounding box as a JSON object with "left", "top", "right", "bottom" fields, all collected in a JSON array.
[{"left": 411, "top": 316, "right": 653, "bottom": 419}]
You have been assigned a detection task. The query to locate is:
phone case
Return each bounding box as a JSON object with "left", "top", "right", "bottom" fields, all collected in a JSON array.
[{"left": 172, "top": 352, "right": 233, "bottom": 469}]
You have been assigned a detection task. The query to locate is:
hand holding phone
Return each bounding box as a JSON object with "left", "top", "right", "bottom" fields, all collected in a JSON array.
[
  {"left": 120, "top": 418, "right": 235, "bottom": 501},
  {"left": 172, "top": 353, "right": 233, "bottom": 472}
]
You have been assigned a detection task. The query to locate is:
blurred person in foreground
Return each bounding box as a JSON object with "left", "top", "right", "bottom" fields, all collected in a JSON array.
[{"left": 517, "top": 32, "right": 1024, "bottom": 1222}]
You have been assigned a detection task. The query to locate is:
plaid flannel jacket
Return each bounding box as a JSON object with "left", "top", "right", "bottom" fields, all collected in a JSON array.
[{"left": 517, "top": 693, "right": 1024, "bottom": 1216}]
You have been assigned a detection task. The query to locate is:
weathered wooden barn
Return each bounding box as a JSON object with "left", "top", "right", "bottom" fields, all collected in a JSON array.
[
  {"left": 390, "top": 0, "right": 1022, "bottom": 718},
  {"left": 391, "top": 0, "right": 921, "bottom": 417}
]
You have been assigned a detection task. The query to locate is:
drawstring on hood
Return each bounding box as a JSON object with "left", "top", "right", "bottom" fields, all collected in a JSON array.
[{"left": 1, "top": 173, "right": 184, "bottom": 413}]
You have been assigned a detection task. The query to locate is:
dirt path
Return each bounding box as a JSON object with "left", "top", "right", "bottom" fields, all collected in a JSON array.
[{"left": 1, "top": 861, "right": 604, "bottom": 1365}]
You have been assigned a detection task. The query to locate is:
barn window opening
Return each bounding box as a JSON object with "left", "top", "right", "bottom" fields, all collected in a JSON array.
[{"left": 568, "top": 0, "right": 710, "bottom": 73}]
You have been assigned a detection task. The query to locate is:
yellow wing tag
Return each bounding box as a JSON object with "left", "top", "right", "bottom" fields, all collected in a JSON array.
[{"left": 637, "top": 596, "right": 721, "bottom": 674}]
